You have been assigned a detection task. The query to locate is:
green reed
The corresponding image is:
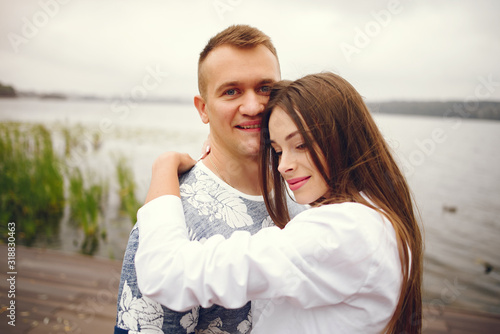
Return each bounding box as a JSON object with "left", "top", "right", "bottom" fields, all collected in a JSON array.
[
  {"left": 68, "top": 168, "right": 108, "bottom": 255},
  {"left": 116, "top": 156, "right": 142, "bottom": 224},
  {"left": 0, "top": 123, "right": 65, "bottom": 245},
  {"left": 1, "top": 122, "right": 142, "bottom": 256}
]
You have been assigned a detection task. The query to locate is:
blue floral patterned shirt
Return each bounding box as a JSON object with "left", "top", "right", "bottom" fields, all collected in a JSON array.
[{"left": 114, "top": 161, "right": 303, "bottom": 334}]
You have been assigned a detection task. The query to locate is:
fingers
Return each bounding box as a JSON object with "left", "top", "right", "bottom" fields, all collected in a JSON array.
[
  {"left": 198, "top": 144, "right": 211, "bottom": 161},
  {"left": 178, "top": 153, "right": 197, "bottom": 174}
]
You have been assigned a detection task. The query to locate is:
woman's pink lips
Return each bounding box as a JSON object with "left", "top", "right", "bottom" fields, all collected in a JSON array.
[{"left": 286, "top": 176, "right": 310, "bottom": 191}]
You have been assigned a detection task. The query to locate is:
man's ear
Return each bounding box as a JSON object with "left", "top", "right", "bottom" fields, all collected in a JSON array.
[{"left": 194, "top": 95, "right": 209, "bottom": 124}]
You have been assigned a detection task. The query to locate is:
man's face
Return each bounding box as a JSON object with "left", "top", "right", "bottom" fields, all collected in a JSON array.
[{"left": 196, "top": 44, "right": 281, "bottom": 160}]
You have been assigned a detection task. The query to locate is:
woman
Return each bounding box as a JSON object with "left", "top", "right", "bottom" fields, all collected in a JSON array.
[{"left": 135, "top": 72, "right": 423, "bottom": 333}]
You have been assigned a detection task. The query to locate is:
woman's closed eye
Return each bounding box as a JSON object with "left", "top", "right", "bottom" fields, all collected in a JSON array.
[
  {"left": 271, "top": 145, "right": 282, "bottom": 156},
  {"left": 296, "top": 143, "right": 306, "bottom": 150}
]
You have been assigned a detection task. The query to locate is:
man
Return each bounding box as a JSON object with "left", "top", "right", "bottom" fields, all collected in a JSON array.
[{"left": 114, "top": 24, "right": 300, "bottom": 333}]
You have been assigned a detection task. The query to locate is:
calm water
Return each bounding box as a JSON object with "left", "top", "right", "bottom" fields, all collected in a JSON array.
[{"left": 1, "top": 98, "right": 499, "bottom": 315}]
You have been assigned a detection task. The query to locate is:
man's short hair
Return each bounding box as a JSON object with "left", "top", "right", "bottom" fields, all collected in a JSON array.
[{"left": 198, "top": 24, "right": 279, "bottom": 97}]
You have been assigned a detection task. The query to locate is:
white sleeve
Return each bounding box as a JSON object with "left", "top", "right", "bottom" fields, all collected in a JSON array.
[{"left": 135, "top": 195, "right": 392, "bottom": 312}]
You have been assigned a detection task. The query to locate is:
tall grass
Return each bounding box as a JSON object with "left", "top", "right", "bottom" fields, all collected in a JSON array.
[
  {"left": 68, "top": 168, "right": 107, "bottom": 255},
  {"left": 0, "top": 123, "right": 64, "bottom": 245},
  {"left": 116, "top": 156, "right": 142, "bottom": 224},
  {"left": 0, "top": 122, "right": 142, "bottom": 256}
]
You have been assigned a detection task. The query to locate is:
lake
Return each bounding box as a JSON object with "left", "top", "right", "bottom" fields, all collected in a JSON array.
[{"left": 1, "top": 98, "right": 499, "bottom": 315}]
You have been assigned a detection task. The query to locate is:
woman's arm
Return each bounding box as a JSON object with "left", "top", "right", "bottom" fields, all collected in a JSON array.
[
  {"left": 144, "top": 152, "right": 196, "bottom": 203},
  {"left": 135, "top": 199, "right": 393, "bottom": 312}
]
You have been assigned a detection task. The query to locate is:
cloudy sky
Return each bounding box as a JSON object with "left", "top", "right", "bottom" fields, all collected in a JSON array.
[{"left": 1, "top": 0, "right": 499, "bottom": 101}]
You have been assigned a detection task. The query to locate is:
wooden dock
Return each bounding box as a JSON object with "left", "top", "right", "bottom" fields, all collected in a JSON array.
[{"left": 1, "top": 244, "right": 499, "bottom": 333}]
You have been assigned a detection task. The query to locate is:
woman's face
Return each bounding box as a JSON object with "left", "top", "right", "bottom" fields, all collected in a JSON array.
[{"left": 268, "top": 107, "right": 329, "bottom": 205}]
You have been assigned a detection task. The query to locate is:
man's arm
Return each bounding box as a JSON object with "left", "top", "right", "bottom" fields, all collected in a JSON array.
[
  {"left": 114, "top": 226, "right": 164, "bottom": 333},
  {"left": 114, "top": 153, "right": 206, "bottom": 333},
  {"left": 115, "top": 225, "right": 202, "bottom": 333}
]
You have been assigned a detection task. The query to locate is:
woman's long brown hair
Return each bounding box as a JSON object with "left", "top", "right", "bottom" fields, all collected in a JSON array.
[{"left": 260, "top": 72, "right": 423, "bottom": 333}]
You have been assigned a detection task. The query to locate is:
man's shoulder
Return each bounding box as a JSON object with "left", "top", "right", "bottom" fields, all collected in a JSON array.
[
  {"left": 177, "top": 162, "right": 271, "bottom": 238},
  {"left": 179, "top": 161, "right": 214, "bottom": 187}
]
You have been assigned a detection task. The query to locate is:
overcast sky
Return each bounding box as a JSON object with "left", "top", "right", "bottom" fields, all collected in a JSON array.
[{"left": 1, "top": 0, "right": 499, "bottom": 101}]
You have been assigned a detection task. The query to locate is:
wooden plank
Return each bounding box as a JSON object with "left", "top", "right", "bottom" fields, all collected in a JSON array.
[
  {"left": 0, "top": 245, "right": 122, "bottom": 333},
  {"left": 1, "top": 244, "right": 499, "bottom": 333}
]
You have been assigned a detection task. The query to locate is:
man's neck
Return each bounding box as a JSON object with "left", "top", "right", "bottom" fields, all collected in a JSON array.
[{"left": 202, "top": 151, "right": 262, "bottom": 196}]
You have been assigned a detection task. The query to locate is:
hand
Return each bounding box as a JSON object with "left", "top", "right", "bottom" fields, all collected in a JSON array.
[
  {"left": 145, "top": 152, "right": 196, "bottom": 203},
  {"left": 152, "top": 152, "right": 196, "bottom": 175},
  {"left": 198, "top": 137, "right": 211, "bottom": 160},
  {"left": 177, "top": 152, "right": 197, "bottom": 174}
]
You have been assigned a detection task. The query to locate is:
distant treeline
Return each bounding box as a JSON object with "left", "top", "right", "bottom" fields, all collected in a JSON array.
[
  {"left": 0, "top": 82, "right": 16, "bottom": 97},
  {"left": 3, "top": 80, "right": 500, "bottom": 121},
  {"left": 366, "top": 101, "right": 500, "bottom": 121}
]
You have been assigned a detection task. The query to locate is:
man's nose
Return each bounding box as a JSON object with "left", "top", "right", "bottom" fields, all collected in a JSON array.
[{"left": 239, "top": 92, "right": 266, "bottom": 116}]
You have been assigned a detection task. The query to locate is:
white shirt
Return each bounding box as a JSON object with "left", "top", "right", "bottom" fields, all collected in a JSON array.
[{"left": 135, "top": 195, "right": 402, "bottom": 333}]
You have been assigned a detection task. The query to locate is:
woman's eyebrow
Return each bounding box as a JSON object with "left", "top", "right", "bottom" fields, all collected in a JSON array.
[
  {"left": 285, "top": 131, "right": 300, "bottom": 141},
  {"left": 269, "top": 131, "right": 300, "bottom": 144}
]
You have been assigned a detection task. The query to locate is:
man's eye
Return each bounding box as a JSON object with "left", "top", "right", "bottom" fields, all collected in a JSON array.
[
  {"left": 225, "top": 89, "right": 237, "bottom": 96},
  {"left": 260, "top": 86, "right": 271, "bottom": 94}
]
